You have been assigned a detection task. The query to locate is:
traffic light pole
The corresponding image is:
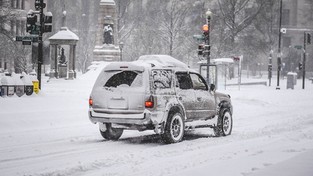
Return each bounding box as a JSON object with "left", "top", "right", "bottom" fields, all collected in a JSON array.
[
  {"left": 276, "top": 0, "right": 283, "bottom": 90},
  {"left": 206, "top": 19, "right": 211, "bottom": 85},
  {"left": 302, "top": 32, "right": 307, "bottom": 89},
  {"left": 37, "top": 0, "right": 44, "bottom": 90},
  {"left": 205, "top": 10, "right": 212, "bottom": 85}
]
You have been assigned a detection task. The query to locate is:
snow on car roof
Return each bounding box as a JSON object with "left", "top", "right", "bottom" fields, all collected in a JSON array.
[
  {"left": 198, "top": 58, "right": 234, "bottom": 65},
  {"left": 94, "top": 55, "right": 193, "bottom": 74},
  {"left": 104, "top": 62, "right": 145, "bottom": 72},
  {"left": 137, "top": 55, "right": 189, "bottom": 69}
]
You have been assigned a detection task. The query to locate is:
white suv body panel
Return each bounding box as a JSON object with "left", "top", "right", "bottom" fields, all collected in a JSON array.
[{"left": 89, "top": 55, "right": 232, "bottom": 134}]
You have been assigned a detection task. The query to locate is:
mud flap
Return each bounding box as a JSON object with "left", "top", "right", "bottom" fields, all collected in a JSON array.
[
  {"left": 99, "top": 123, "right": 107, "bottom": 132},
  {"left": 154, "top": 122, "right": 165, "bottom": 134}
]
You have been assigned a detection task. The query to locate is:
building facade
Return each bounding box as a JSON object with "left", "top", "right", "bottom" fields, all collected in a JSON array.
[
  {"left": 281, "top": 0, "right": 313, "bottom": 49},
  {"left": 0, "top": 0, "right": 35, "bottom": 73}
]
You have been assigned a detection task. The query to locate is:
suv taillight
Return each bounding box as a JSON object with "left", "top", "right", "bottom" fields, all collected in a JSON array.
[
  {"left": 145, "top": 95, "right": 154, "bottom": 108},
  {"left": 89, "top": 97, "right": 93, "bottom": 106}
]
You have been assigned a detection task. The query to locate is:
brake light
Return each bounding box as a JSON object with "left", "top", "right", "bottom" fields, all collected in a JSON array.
[
  {"left": 89, "top": 97, "right": 93, "bottom": 106},
  {"left": 145, "top": 96, "right": 154, "bottom": 108}
]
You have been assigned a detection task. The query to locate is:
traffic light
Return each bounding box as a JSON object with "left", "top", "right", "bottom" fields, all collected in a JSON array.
[
  {"left": 299, "top": 62, "right": 303, "bottom": 70},
  {"left": 198, "top": 44, "right": 204, "bottom": 56},
  {"left": 307, "top": 33, "right": 311, "bottom": 45},
  {"left": 202, "top": 24, "right": 209, "bottom": 36},
  {"left": 35, "top": 0, "right": 46, "bottom": 10},
  {"left": 268, "top": 64, "right": 272, "bottom": 72},
  {"left": 44, "top": 12, "right": 53, "bottom": 33},
  {"left": 268, "top": 64, "right": 272, "bottom": 79},
  {"left": 233, "top": 57, "right": 240, "bottom": 61},
  {"left": 26, "top": 11, "right": 37, "bottom": 34}
]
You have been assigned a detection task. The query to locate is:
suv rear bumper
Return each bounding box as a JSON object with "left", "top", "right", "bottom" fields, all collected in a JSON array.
[{"left": 89, "top": 108, "right": 155, "bottom": 126}]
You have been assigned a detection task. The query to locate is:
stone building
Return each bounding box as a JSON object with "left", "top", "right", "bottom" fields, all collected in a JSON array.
[
  {"left": 281, "top": 0, "right": 313, "bottom": 49},
  {"left": 0, "top": 0, "right": 36, "bottom": 73},
  {"left": 279, "top": 0, "right": 313, "bottom": 73}
]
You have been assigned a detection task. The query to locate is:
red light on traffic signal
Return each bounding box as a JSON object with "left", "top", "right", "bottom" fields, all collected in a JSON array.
[{"left": 233, "top": 57, "right": 240, "bottom": 61}]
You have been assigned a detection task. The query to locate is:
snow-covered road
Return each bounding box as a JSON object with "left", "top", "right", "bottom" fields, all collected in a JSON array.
[{"left": 1, "top": 76, "right": 313, "bottom": 176}]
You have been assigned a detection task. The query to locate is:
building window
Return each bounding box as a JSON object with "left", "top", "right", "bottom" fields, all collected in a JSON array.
[
  {"left": 283, "top": 36, "right": 291, "bottom": 48},
  {"left": 21, "top": 20, "right": 25, "bottom": 35},
  {"left": 11, "top": 0, "right": 16, "bottom": 8},
  {"left": 282, "top": 9, "right": 290, "bottom": 26},
  {"left": 10, "top": 20, "right": 16, "bottom": 36},
  {"left": 16, "top": 20, "right": 20, "bottom": 36},
  {"left": 16, "top": 0, "right": 20, "bottom": 9},
  {"left": 21, "top": 0, "right": 25, "bottom": 9}
]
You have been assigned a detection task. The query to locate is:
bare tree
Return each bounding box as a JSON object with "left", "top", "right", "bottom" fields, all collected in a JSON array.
[
  {"left": 0, "top": 1, "right": 31, "bottom": 73},
  {"left": 215, "top": 0, "right": 265, "bottom": 55},
  {"left": 115, "top": 0, "right": 136, "bottom": 42},
  {"left": 157, "top": 0, "right": 191, "bottom": 56}
]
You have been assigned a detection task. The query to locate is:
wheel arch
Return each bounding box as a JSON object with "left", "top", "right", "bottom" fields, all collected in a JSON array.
[
  {"left": 168, "top": 105, "right": 185, "bottom": 118},
  {"left": 218, "top": 100, "right": 233, "bottom": 114},
  {"left": 163, "top": 104, "right": 186, "bottom": 123}
]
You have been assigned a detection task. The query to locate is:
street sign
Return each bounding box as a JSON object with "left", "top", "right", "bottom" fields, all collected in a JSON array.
[
  {"left": 16, "top": 36, "right": 23, "bottom": 41},
  {"left": 16, "top": 35, "right": 39, "bottom": 43},
  {"left": 294, "top": 45, "right": 302, "bottom": 49},
  {"left": 193, "top": 34, "right": 205, "bottom": 41},
  {"left": 22, "top": 40, "right": 32, "bottom": 45}
]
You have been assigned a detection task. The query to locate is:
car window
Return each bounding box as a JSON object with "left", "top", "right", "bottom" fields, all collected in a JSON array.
[
  {"left": 176, "top": 72, "right": 192, "bottom": 90},
  {"left": 104, "top": 71, "right": 142, "bottom": 88},
  {"left": 152, "top": 69, "right": 172, "bottom": 89},
  {"left": 190, "top": 73, "right": 208, "bottom": 90}
]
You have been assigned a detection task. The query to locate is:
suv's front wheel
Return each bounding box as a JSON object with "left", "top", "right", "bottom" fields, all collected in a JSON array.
[
  {"left": 100, "top": 123, "right": 124, "bottom": 140},
  {"left": 214, "top": 108, "right": 233, "bottom": 137},
  {"left": 161, "top": 111, "right": 185, "bottom": 144}
]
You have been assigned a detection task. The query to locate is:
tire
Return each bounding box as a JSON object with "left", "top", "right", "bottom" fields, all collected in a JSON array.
[
  {"left": 214, "top": 108, "right": 233, "bottom": 137},
  {"left": 161, "top": 111, "right": 185, "bottom": 144},
  {"left": 100, "top": 123, "right": 123, "bottom": 140}
]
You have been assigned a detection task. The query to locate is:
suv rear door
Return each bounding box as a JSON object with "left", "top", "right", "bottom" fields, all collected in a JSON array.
[
  {"left": 175, "top": 72, "right": 197, "bottom": 119},
  {"left": 91, "top": 64, "right": 147, "bottom": 118}
]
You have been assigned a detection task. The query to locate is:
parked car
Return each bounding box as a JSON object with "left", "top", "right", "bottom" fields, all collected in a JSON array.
[{"left": 88, "top": 55, "right": 233, "bottom": 144}]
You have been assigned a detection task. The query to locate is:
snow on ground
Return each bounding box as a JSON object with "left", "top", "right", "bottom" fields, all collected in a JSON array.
[{"left": 1, "top": 68, "right": 313, "bottom": 176}]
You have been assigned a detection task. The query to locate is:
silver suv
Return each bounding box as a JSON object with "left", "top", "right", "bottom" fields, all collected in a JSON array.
[{"left": 88, "top": 55, "right": 233, "bottom": 143}]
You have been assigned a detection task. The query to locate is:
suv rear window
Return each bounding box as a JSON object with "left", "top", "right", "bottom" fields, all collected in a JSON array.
[{"left": 104, "top": 71, "right": 143, "bottom": 88}]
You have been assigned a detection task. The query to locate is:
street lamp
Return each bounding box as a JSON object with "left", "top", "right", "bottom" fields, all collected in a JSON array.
[
  {"left": 119, "top": 42, "right": 124, "bottom": 61},
  {"left": 204, "top": 9, "right": 212, "bottom": 85}
]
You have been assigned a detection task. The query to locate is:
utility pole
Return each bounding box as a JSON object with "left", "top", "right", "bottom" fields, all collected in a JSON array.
[
  {"left": 276, "top": 0, "right": 283, "bottom": 90},
  {"left": 37, "top": 0, "right": 44, "bottom": 90},
  {"left": 35, "top": 0, "right": 52, "bottom": 89},
  {"left": 303, "top": 32, "right": 307, "bottom": 89}
]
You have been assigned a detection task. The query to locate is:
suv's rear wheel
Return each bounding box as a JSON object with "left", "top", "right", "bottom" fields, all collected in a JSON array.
[
  {"left": 214, "top": 108, "right": 233, "bottom": 137},
  {"left": 100, "top": 123, "right": 123, "bottom": 140},
  {"left": 161, "top": 112, "right": 185, "bottom": 144}
]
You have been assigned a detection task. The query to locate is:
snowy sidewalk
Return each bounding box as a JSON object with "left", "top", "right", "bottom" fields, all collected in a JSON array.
[{"left": 251, "top": 150, "right": 313, "bottom": 176}]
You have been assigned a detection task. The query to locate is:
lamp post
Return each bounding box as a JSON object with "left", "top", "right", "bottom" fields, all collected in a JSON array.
[
  {"left": 276, "top": 0, "right": 283, "bottom": 90},
  {"left": 119, "top": 42, "right": 124, "bottom": 61},
  {"left": 204, "top": 9, "right": 212, "bottom": 85}
]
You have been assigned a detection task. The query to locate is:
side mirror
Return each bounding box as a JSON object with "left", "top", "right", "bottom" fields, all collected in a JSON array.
[{"left": 210, "top": 84, "right": 216, "bottom": 92}]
